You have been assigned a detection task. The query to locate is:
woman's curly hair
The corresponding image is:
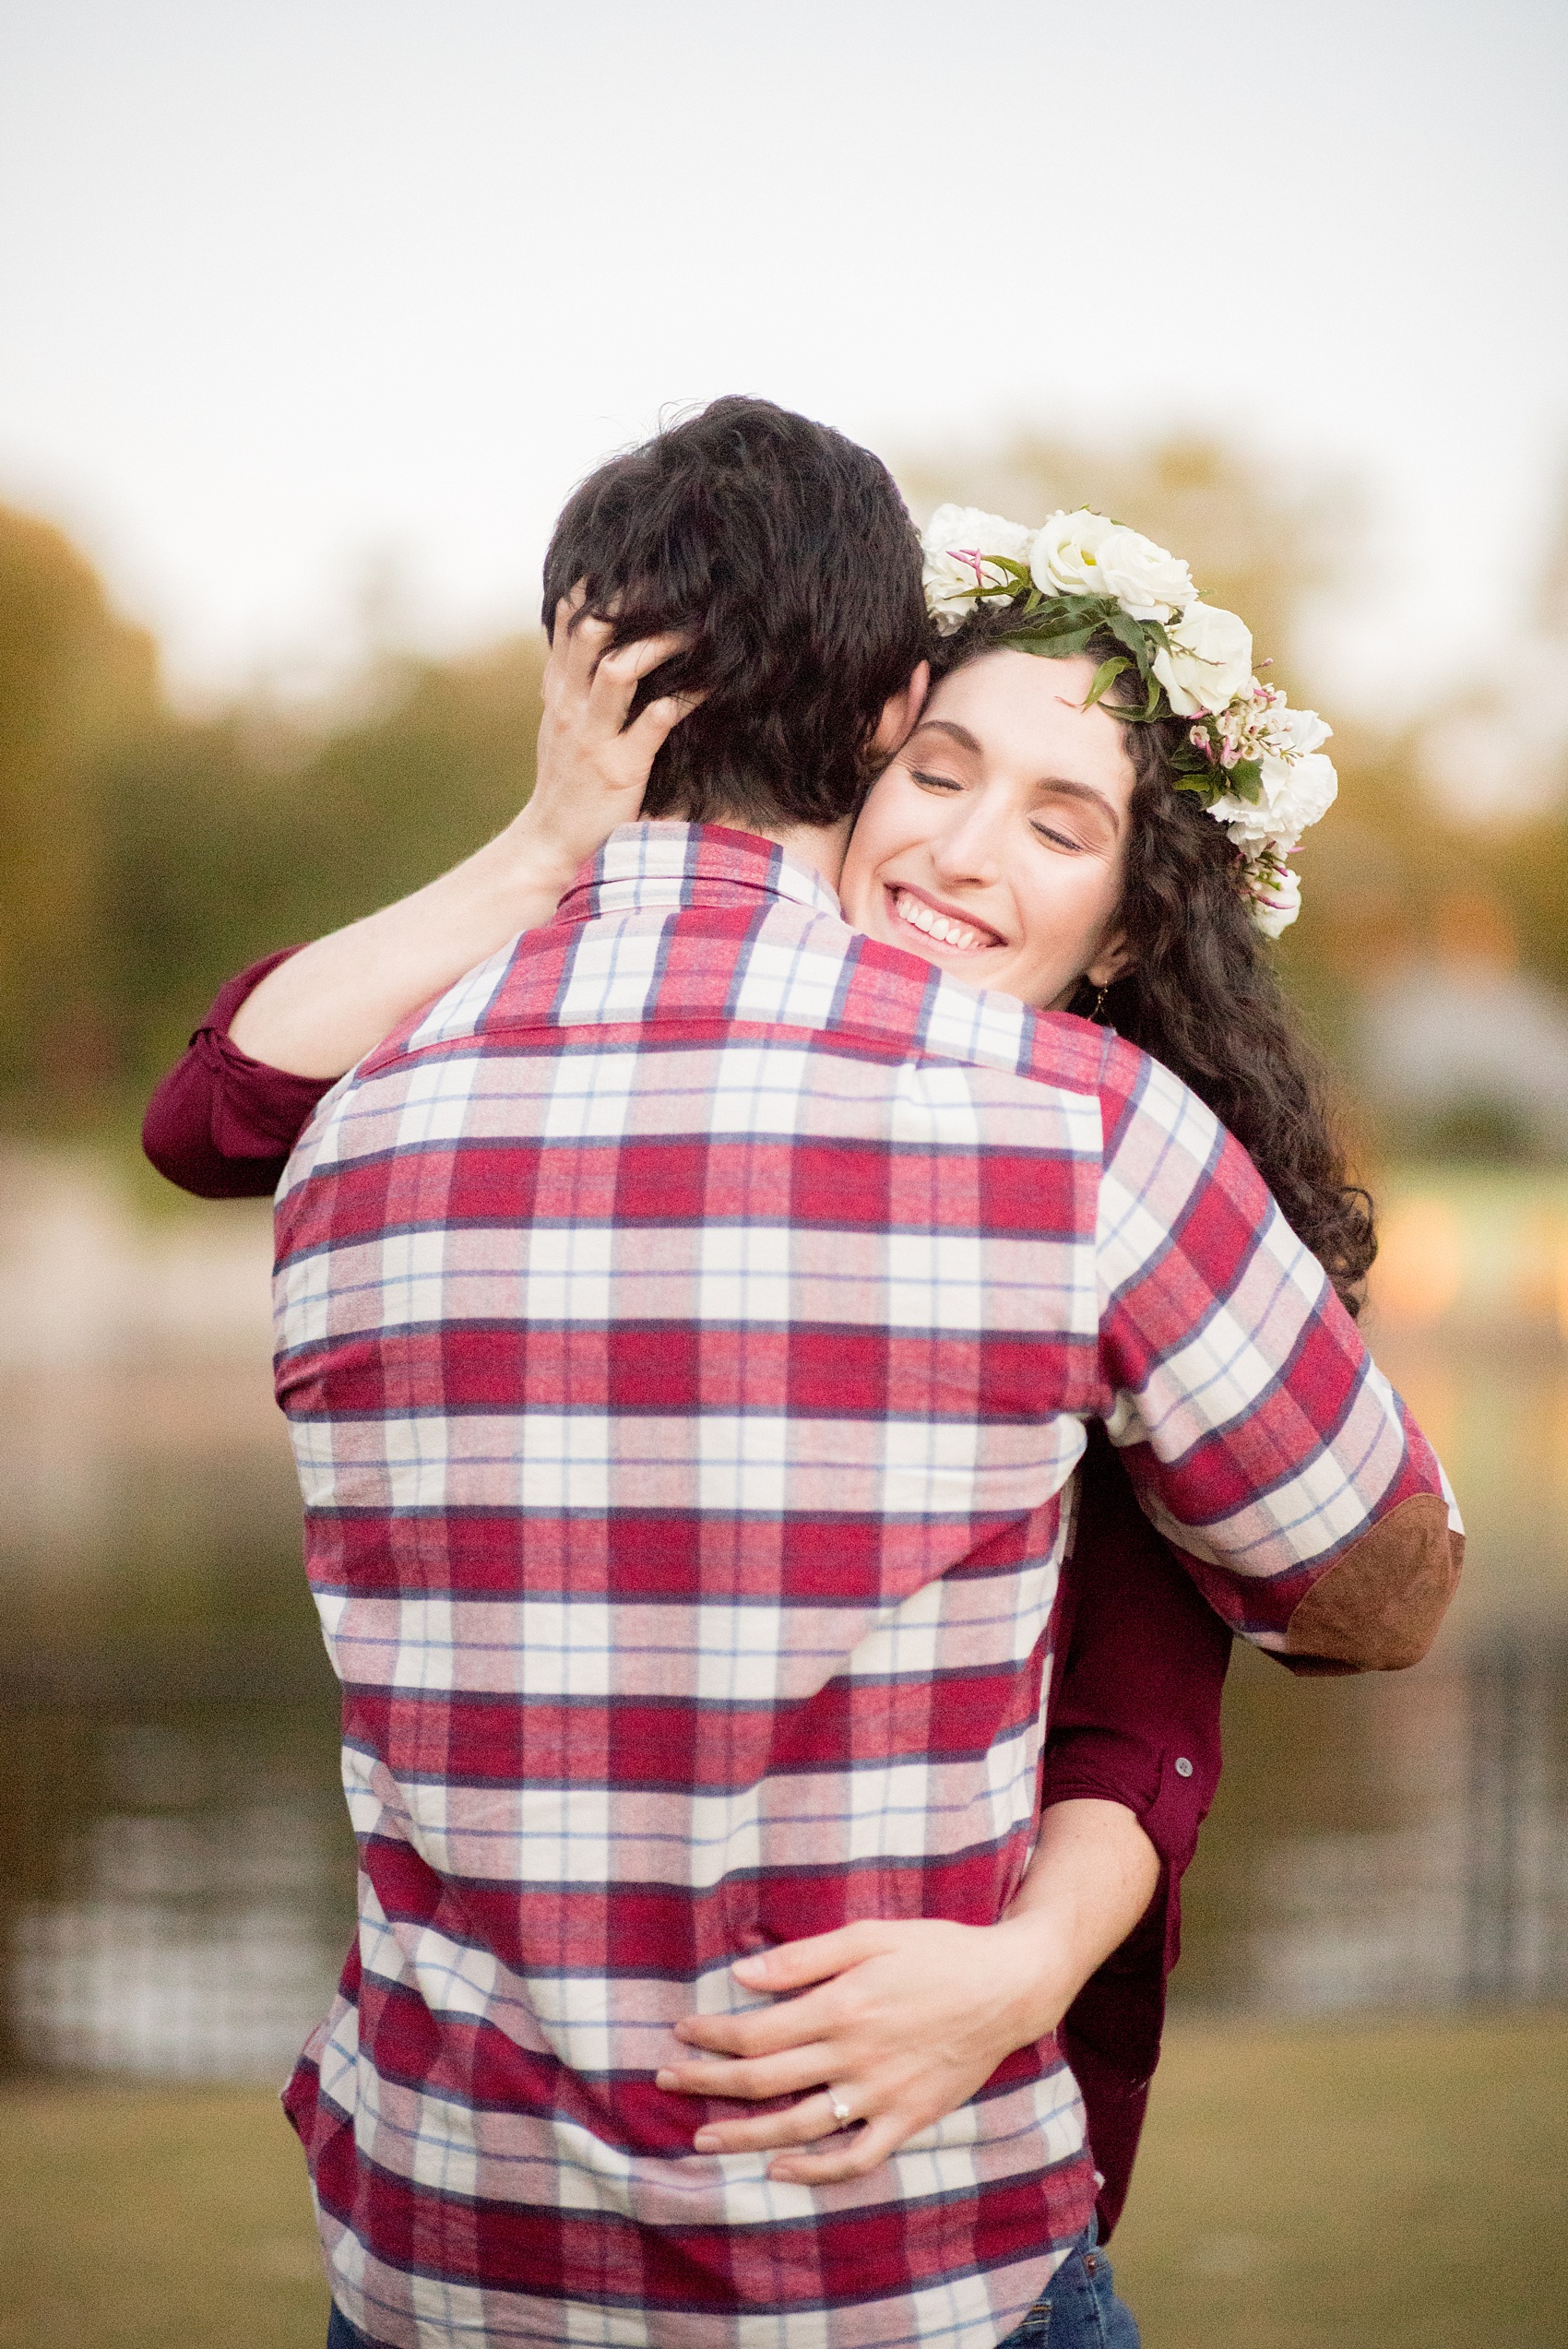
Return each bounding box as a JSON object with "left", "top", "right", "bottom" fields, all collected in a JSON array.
[{"left": 927, "top": 608, "right": 1376, "bottom": 1315}]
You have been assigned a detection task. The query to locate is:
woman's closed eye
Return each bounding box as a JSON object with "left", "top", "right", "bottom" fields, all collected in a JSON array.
[
  {"left": 909, "top": 766, "right": 965, "bottom": 795},
  {"left": 1029, "top": 817, "right": 1090, "bottom": 854}
]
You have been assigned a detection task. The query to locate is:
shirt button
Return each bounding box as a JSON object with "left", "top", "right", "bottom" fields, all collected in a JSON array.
[{"left": 1174, "top": 1756, "right": 1194, "bottom": 1778}]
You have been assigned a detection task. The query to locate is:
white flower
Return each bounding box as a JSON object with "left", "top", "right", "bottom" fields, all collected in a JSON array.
[
  {"left": 1030, "top": 508, "right": 1121, "bottom": 596},
  {"left": 1151, "top": 601, "right": 1255, "bottom": 716},
  {"left": 1273, "top": 701, "right": 1333, "bottom": 758},
  {"left": 1209, "top": 748, "right": 1339, "bottom": 855},
  {"left": 1245, "top": 858, "right": 1302, "bottom": 938},
  {"left": 922, "top": 504, "right": 1036, "bottom": 633},
  {"left": 1091, "top": 526, "right": 1195, "bottom": 622}
]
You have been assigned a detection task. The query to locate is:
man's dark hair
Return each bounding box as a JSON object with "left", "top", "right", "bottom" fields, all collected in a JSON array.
[{"left": 541, "top": 397, "right": 926, "bottom": 829}]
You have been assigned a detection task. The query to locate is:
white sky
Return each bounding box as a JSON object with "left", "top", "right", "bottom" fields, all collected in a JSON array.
[{"left": 1, "top": 0, "right": 1565, "bottom": 712}]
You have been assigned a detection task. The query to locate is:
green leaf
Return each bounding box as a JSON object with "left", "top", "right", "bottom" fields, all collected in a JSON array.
[
  {"left": 1104, "top": 611, "right": 1152, "bottom": 665},
  {"left": 1172, "top": 772, "right": 1222, "bottom": 806},
  {"left": 1226, "top": 759, "right": 1263, "bottom": 801},
  {"left": 1006, "top": 624, "right": 1104, "bottom": 659},
  {"left": 1082, "top": 656, "right": 1131, "bottom": 711},
  {"left": 1169, "top": 741, "right": 1212, "bottom": 775}
]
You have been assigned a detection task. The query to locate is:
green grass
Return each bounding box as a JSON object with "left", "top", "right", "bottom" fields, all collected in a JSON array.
[
  {"left": 1111, "top": 2008, "right": 1568, "bottom": 2346},
  {"left": 1, "top": 2010, "right": 1563, "bottom": 2346},
  {"left": 0, "top": 2082, "right": 326, "bottom": 2349}
]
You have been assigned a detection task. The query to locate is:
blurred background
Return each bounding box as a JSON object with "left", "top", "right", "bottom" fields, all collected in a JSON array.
[{"left": 1, "top": 4, "right": 1565, "bottom": 2344}]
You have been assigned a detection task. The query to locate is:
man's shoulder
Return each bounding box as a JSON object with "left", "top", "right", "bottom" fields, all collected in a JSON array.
[{"left": 335, "top": 903, "right": 1179, "bottom": 1147}]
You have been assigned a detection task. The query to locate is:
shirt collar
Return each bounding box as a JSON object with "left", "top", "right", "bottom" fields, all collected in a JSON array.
[{"left": 557, "top": 821, "right": 844, "bottom": 927}]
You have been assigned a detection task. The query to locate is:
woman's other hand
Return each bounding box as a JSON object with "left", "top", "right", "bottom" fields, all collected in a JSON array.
[
  {"left": 517, "top": 589, "right": 700, "bottom": 885},
  {"left": 656, "top": 1799, "right": 1158, "bottom": 2186},
  {"left": 656, "top": 1915, "right": 1063, "bottom": 2185}
]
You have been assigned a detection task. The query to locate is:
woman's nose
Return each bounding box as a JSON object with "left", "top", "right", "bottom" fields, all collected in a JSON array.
[{"left": 930, "top": 797, "right": 1004, "bottom": 885}]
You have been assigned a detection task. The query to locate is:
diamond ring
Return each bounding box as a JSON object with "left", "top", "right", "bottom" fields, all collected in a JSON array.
[{"left": 827, "top": 2089, "right": 854, "bottom": 2127}]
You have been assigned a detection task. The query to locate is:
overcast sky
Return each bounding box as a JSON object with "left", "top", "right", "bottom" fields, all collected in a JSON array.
[{"left": 2, "top": 0, "right": 1564, "bottom": 710}]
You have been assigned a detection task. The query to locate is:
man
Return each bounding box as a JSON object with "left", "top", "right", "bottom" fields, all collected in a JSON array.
[{"left": 269, "top": 397, "right": 1458, "bottom": 2348}]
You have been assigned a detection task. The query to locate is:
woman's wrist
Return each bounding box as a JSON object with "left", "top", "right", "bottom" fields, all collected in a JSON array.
[
  {"left": 495, "top": 801, "right": 593, "bottom": 902},
  {"left": 982, "top": 1911, "right": 1084, "bottom": 2050}
]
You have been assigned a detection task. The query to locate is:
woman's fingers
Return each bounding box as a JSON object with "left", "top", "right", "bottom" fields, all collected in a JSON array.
[
  {"left": 622, "top": 690, "right": 703, "bottom": 765},
  {"left": 673, "top": 1981, "right": 840, "bottom": 2059},
  {"left": 657, "top": 2040, "right": 833, "bottom": 2105},
  {"left": 587, "top": 630, "right": 692, "bottom": 733},
  {"left": 730, "top": 1921, "right": 890, "bottom": 1996},
  {"left": 767, "top": 2110, "right": 913, "bottom": 2187},
  {"left": 551, "top": 590, "right": 608, "bottom": 700},
  {"left": 689, "top": 2089, "right": 854, "bottom": 2157},
  {"left": 546, "top": 583, "right": 695, "bottom": 750}
]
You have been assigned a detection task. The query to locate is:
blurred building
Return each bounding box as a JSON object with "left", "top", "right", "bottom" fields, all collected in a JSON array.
[{"left": 1356, "top": 889, "right": 1568, "bottom": 1157}]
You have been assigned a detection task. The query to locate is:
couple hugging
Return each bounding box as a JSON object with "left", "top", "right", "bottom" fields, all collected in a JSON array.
[{"left": 146, "top": 397, "right": 1462, "bottom": 2349}]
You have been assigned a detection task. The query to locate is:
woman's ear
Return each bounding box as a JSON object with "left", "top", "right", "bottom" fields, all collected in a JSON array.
[
  {"left": 1085, "top": 931, "right": 1132, "bottom": 990},
  {"left": 869, "top": 662, "right": 930, "bottom": 761}
]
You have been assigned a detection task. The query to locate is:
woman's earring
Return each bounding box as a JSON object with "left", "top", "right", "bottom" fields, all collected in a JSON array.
[{"left": 1091, "top": 984, "right": 1108, "bottom": 1022}]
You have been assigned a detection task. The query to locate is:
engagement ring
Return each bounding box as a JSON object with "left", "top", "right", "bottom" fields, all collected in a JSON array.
[{"left": 827, "top": 2090, "right": 854, "bottom": 2127}]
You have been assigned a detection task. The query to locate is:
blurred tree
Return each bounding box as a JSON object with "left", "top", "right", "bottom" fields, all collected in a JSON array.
[
  {"left": 0, "top": 506, "right": 160, "bottom": 1104},
  {"left": 97, "top": 635, "right": 546, "bottom": 1086}
]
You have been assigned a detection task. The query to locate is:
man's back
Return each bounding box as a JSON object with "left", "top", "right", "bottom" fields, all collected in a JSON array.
[{"left": 275, "top": 823, "right": 1454, "bottom": 2349}]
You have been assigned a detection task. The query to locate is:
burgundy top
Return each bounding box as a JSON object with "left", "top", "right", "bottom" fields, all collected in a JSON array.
[{"left": 143, "top": 953, "right": 1231, "bottom": 2238}]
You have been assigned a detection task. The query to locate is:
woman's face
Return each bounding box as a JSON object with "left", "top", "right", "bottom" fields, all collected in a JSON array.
[{"left": 837, "top": 649, "right": 1134, "bottom": 1010}]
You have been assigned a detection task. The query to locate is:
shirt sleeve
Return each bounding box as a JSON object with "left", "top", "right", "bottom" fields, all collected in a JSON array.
[
  {"left": 1093, "top": 1037, "right": 1463, "bottom": 1674},
  {"left": 1043, "top": 1428, "right": 1231, "bottom": 2239},
  {"left": 141, "top": 949, "right": 336, "bottom": 1199}
]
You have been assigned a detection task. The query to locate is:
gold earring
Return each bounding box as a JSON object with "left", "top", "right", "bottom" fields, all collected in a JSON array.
[{"left": 1091, "top": 983, "right": 1108, "bottom": 1021}]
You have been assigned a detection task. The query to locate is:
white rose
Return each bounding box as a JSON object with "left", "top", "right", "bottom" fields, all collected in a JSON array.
[
  {"left": 1209, "top": 747, "right": 1338, "bottom": 854},
  {"left": 1151, "top": 601, "right": 1254, "bottom": 716},
  {"left": 1246, "top": 860, "right": 1302, "bottom": 939},
  {"left": 1029, "top": 508, "right": 1120, "bottom": 596},
  {"left": 922, "top": 504, "right": 1037, "bottom": 633},
  {"left": 1273, "top": 701, "right": 1333, "bottom": 758},
  {"left": 1090, "top": 525, "right": 1195, "bottom": 621},
  {"left": 1265, "top": 746, "right": 1338, "bottom": 838}
]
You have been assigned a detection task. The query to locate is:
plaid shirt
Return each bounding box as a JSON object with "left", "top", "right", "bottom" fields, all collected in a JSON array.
[{"left": 275, "top": 823, "right": 1457, "bottom": 2349}]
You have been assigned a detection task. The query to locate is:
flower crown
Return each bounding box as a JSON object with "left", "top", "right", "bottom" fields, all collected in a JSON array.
[{"left": 922, "top": 504, "right": 1337, "bottom": 936}]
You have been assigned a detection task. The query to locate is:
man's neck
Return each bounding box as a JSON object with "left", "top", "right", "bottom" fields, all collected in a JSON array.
[{"left": 707, "top": 814, "right": 854, "bottom": 897}]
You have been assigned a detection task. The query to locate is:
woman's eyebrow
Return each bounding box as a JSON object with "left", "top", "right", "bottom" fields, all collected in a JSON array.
[
  {"left": 1035, "top": 778, "right": 1123, "bottom": 830},
  {"left": 907, "top": 718, "right": 982, "bottom": 753}
]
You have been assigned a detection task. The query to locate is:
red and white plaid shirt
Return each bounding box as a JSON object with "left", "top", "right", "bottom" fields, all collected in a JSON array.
[{"left": 275, "top": 823, "right": 1456, "bottom": 2349}]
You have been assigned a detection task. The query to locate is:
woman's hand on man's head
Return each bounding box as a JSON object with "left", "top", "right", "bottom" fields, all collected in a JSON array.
[{"left": 517, "top": 587, "right": 702, "bottom": 887}]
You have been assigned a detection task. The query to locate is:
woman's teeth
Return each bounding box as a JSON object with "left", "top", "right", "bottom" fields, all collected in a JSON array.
[{"left": 893, "top": 890, "right": 995, "bottom": 953}]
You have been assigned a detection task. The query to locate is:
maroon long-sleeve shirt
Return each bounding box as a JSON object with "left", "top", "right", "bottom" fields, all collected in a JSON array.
[{"left": 143, "top": 953, "right": 1231, "bottom": 2237}]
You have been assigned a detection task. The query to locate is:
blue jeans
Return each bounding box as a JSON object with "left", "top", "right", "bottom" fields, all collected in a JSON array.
[
  {"left": 327, "top": 2227, "right": 1139, "bottom": 2349},
  {"left": 996, "top": 2221, "right": 1141, "bottom": 2348}
]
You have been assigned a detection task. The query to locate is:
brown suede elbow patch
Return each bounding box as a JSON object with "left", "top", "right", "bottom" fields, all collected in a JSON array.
[{"left": 1284, "top": 1493, "right": 1464, "bottom": 1671}]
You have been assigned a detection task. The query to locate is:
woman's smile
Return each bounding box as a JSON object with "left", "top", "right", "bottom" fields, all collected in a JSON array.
[{"left": 885, "top": 881, "right": 1005, "bottom": 956}]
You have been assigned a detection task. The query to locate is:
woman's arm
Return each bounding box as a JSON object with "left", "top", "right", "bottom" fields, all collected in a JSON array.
[
  {"left": 657, "top": 1432, "right": 1231, "bottom": 2201},
  {"left": 227, "top": 609, "right": 695, "bottom": 1075},
  {"left": 143, "top": 606, "right": 696, "bottom": 1194},
  {"left": 141, "top": 948, "right": 337, "bottom": 1198}
]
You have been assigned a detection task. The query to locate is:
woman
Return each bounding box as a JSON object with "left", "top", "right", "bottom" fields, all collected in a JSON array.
[
  {"left": 143, "top": 504, "right": 1366, "bottom": 2298},
  {"left": 643, "top": 511, "right": 1370, "bottom": 2198}
]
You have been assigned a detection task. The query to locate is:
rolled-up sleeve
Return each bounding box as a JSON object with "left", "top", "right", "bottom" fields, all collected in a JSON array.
[
  {"left": 1093, "top": 1040, "right": 1463, "bottom": 1673},
  {"left": 142, "top": 950, "right": 334, "bottom": 1199}
]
